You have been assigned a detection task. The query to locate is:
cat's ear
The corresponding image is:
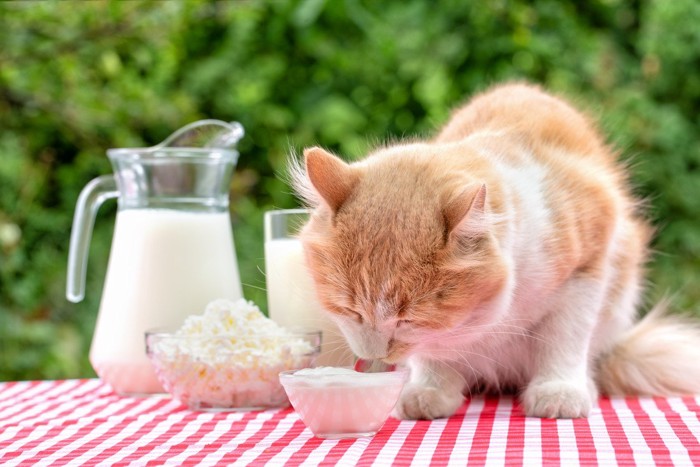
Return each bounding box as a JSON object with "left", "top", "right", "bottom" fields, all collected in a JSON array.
[
  {"left": 443, "top": 183, "right": 487, "bottom": 238},
  {"left": 304, "top": 147, "right": 359, "bottom": 212}
]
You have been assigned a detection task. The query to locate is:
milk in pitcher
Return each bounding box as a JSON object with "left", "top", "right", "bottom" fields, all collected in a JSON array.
[{"left": 91, "top": 209, "right": 241, "bottom": 394}]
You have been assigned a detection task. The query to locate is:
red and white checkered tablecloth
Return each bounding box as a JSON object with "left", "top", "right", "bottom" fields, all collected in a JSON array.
[{"left": 0, "top": 379, "right": 698, "bottom": 466}]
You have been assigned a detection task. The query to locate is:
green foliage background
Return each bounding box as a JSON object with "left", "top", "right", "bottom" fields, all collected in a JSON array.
[{"left": 1, "top": 0, "right": 698, "bottom": 381}]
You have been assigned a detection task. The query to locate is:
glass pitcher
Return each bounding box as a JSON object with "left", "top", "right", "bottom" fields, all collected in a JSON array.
[{"left": 67, "top": 120, "right": 245, "bottom": 395}]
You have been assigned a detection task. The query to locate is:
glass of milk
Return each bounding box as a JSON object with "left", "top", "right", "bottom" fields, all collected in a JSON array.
[{"left": 264, "top": 209, "right": 354, "bottom": 366}]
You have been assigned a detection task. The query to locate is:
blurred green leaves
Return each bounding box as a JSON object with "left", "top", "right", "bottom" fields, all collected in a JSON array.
[{"left": 0, "top": 0, "right": 699, "bottom": 381}]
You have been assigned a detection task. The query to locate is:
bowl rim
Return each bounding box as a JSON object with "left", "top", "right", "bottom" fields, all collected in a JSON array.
[
  {"left": 279, "top": 365, "right": 409, "bottom": 381},
  {"left": 144, "top": 327, "right": 322, "bottom": 339},
  {"left": 144, "top": 327, "right": 322, "bottom": 358}
]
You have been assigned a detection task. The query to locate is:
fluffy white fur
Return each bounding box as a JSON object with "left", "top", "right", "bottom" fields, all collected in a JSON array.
[{"left": 290, "top": 83, "right": 700, "bottom": 419}]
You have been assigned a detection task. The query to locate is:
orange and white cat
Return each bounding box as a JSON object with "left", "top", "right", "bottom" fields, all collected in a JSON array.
[{"left": 290, "top": 83, "right": 700, "bottom": 419}]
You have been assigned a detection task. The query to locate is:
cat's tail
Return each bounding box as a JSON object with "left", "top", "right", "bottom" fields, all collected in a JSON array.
[{"left": 596, "top": 300, "right": 700, "bottom": 396}]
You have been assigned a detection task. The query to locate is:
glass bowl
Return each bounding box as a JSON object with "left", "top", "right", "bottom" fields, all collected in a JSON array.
[
  {"left": 279, "top": 366, "right": 409, "bottom": 439},
  {"left": 145, "top": 329, "right": 321, "bottom": 411}
]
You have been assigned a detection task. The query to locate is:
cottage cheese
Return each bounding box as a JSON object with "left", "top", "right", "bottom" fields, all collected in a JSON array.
[{"left": 148, "top": 298, "right": 317, "bottom": 410}]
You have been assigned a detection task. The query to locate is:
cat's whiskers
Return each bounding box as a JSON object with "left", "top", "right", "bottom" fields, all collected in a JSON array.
[
  {"left": 410, "top": 351, "right": 481, "bottom": 399},
  {"left": 418, "top": 316, "right": 548, "bottom": 345},
  {"left": 421, "top": 328, "right": 548, "bottom": 349},
  {"left": 445, "top": 354, "right": 479, "bottom": 394},
  {"left": 428, "top": 346, "right": 510, "bottom": 374},
  {"left": 417, "top": 358, "right": 472, "bottom": 390},
  {"left": 241, "top": 282, "right": 268, "bottom": 293}
]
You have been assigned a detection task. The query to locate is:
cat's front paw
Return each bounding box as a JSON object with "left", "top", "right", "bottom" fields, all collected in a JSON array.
[
  {"left": 394, "top": 383, "right": 464, "bottom": 420},
  {"left": 521, "top": 379, "right": 593, "bottom": 419}
]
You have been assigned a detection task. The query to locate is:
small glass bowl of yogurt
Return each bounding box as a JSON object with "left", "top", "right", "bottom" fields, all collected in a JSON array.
[
  {"left": 146, "top": 329, "right": 321, "bottom": 411},
  {"left": 279, "top": 366, "right": 409, "bottom": 439}
]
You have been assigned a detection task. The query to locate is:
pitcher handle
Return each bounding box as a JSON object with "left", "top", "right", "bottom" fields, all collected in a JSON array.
[{"left": 66, "top": 175, "right": 119, "bottom": 303}]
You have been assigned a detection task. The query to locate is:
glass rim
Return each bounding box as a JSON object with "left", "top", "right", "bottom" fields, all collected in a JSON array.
[
  {"left": 264, "top": 208, "right": 311, "bottom": 217},
  {"left": 264, "top": 208, "right": 312, "bottom": 241}
]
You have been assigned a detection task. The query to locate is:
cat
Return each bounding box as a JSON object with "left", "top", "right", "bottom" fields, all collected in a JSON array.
[{"left": 289, "top": 82, "right": 700, "bottom": 419}]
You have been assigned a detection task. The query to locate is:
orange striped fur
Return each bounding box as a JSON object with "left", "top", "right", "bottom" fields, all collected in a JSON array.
[{"left": 291, "top": 83, "right": 700, "bottom": 419}]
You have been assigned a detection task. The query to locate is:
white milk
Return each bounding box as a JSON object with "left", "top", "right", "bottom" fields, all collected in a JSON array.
[
  {"left": 90, "top": 209, "right": 242, "bottom": 395},
  {"left": 264, "top": 238, "right": 354, "bottom": 366}
]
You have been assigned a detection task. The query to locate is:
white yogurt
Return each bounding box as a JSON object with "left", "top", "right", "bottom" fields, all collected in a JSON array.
[
  {"left": 291, "top": 366, "right": 402, "bottom": 387},
  {"left": 280, "top": 366, "right": 409, "bottom": 438},
  {"left": 293, "top": 367, "right": 359, "bottom": 377}
]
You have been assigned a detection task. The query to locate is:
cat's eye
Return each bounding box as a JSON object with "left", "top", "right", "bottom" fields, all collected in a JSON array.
[
  {"left": 397, "top": 319, "right": 413, "bottom": 327},
  {"left": 350, "top": 311, "right": 364, "bottom": 323},
  {"left": 336, "top": 307, "right": 362, "bottom": 323}
]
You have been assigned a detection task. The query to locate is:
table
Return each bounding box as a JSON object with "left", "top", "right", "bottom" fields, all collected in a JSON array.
[{"left": 0, "top": 380, "right": 698, "bottom": 466}]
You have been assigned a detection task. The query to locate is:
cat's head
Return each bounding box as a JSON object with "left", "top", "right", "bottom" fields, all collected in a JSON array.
[{"left": 291, "top": 145, "right": 508, "bottom": 363}]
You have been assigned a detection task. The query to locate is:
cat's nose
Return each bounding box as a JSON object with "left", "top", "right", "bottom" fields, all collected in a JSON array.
[{"left": 353, "top": 332, "right": 390, "bottom": 359}]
